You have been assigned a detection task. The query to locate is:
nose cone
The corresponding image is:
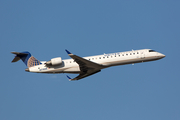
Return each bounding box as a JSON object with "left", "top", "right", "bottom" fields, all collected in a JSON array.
[
  {"left": 159, "top": 53, "right": 166, "bottom": 58},
  {"left": 162, "top": 54, "right": 166, "bottom": 58},
  {"left": 25, "top": 68, "right": 29, "bottom": 72}
]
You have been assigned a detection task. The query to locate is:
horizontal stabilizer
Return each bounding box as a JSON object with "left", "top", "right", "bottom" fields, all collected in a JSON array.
[
  {"left": 11, "top": 52, "right": 28, "bottom": 55},
  {"left": 12, "top": 56, "right": 21, "bottom": 62},
  {"left": 11, "top": 52, "right": 29, "bottom": 62}
]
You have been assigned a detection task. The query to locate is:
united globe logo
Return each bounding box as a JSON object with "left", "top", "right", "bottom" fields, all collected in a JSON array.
[{"left": 27, "top": 56, "right": 41, "bottom": 68}]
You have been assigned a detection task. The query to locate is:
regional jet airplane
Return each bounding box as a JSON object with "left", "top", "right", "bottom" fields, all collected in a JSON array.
[{"left": 11, "top": 49, "right": 165, "bottom": 81}]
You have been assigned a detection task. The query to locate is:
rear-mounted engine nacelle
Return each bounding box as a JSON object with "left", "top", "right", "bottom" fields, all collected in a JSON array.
[{"left": 45, "top": 57, "right": 62, "bottom": 66}]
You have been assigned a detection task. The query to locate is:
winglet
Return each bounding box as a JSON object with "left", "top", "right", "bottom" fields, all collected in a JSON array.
[
  {"left": 66, "top": 75, "right": 78, "bottom": 81},
  {"left": 65, "top": 49, "right": 72, "bottom": 55},
  {"left": 66, "top": 75, "right": 72, "bottom": 81}
]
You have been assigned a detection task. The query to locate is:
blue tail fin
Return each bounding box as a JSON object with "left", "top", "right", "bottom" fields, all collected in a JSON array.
[{"left": 11, "top": 51, "right": 42, "bottom": 68}]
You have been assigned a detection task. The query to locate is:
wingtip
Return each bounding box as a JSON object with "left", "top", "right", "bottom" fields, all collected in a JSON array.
[
  {"left": 66, "top": 75, "right": 72, "bottom": 81},
  {"left": 66, "top": 75, "right": 78, "bottom": 81},
  {"left": 65, "top": 49, "right": 72, "bottom": 55}
]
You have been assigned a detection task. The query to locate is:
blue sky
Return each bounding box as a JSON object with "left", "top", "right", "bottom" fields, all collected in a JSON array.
[{"left": 0, "top": 0, "right": 180, "bottom": 120}]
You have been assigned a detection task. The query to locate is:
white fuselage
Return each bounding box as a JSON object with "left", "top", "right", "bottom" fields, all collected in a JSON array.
[{"left": 28, "top": 49, "right": 165, "bottom": 74}]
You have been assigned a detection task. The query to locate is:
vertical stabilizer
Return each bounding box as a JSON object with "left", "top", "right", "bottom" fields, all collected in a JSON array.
[{"left": 11, "top": 51, "right": 42, "bottom": 68}]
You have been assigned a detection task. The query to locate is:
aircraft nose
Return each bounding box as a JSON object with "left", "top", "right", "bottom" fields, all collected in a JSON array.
[
  {"left": 25, "top": 68, "right": 29, "bottom": 72},
  {"left": 162, "top": 54, "right": 166, "bottom": 58},
  {"left": 159, "top": 53, "right": 166, "bottom": 58}
]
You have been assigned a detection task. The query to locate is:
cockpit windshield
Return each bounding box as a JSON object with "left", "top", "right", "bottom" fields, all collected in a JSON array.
[{"left": 149, "top": 50, "right": 156, "bottom": 52}]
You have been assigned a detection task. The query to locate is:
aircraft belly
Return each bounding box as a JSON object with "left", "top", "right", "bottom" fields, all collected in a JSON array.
[
  {"left": 63, "top": 67, "right": 81, "bottom": 73},
  {"left": 37, "top": 69, "right": 64, "bottom": 73}
]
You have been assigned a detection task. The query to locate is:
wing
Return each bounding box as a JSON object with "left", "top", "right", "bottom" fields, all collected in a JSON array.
[
  {"left": 67, "top": 70, "right": 101, "bottom": 81},
  {"left": 65, "top": 50, "right": 105, "bottom": 80}
]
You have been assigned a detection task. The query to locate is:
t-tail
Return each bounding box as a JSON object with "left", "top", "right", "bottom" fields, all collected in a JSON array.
[{"left": 11, "top": 51, "right": 42, "bottom": 68}]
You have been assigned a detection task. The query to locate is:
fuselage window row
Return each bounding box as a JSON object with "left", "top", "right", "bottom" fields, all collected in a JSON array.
[{"left": 66, "top": 51, "right": 142, "bottom": 64}]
